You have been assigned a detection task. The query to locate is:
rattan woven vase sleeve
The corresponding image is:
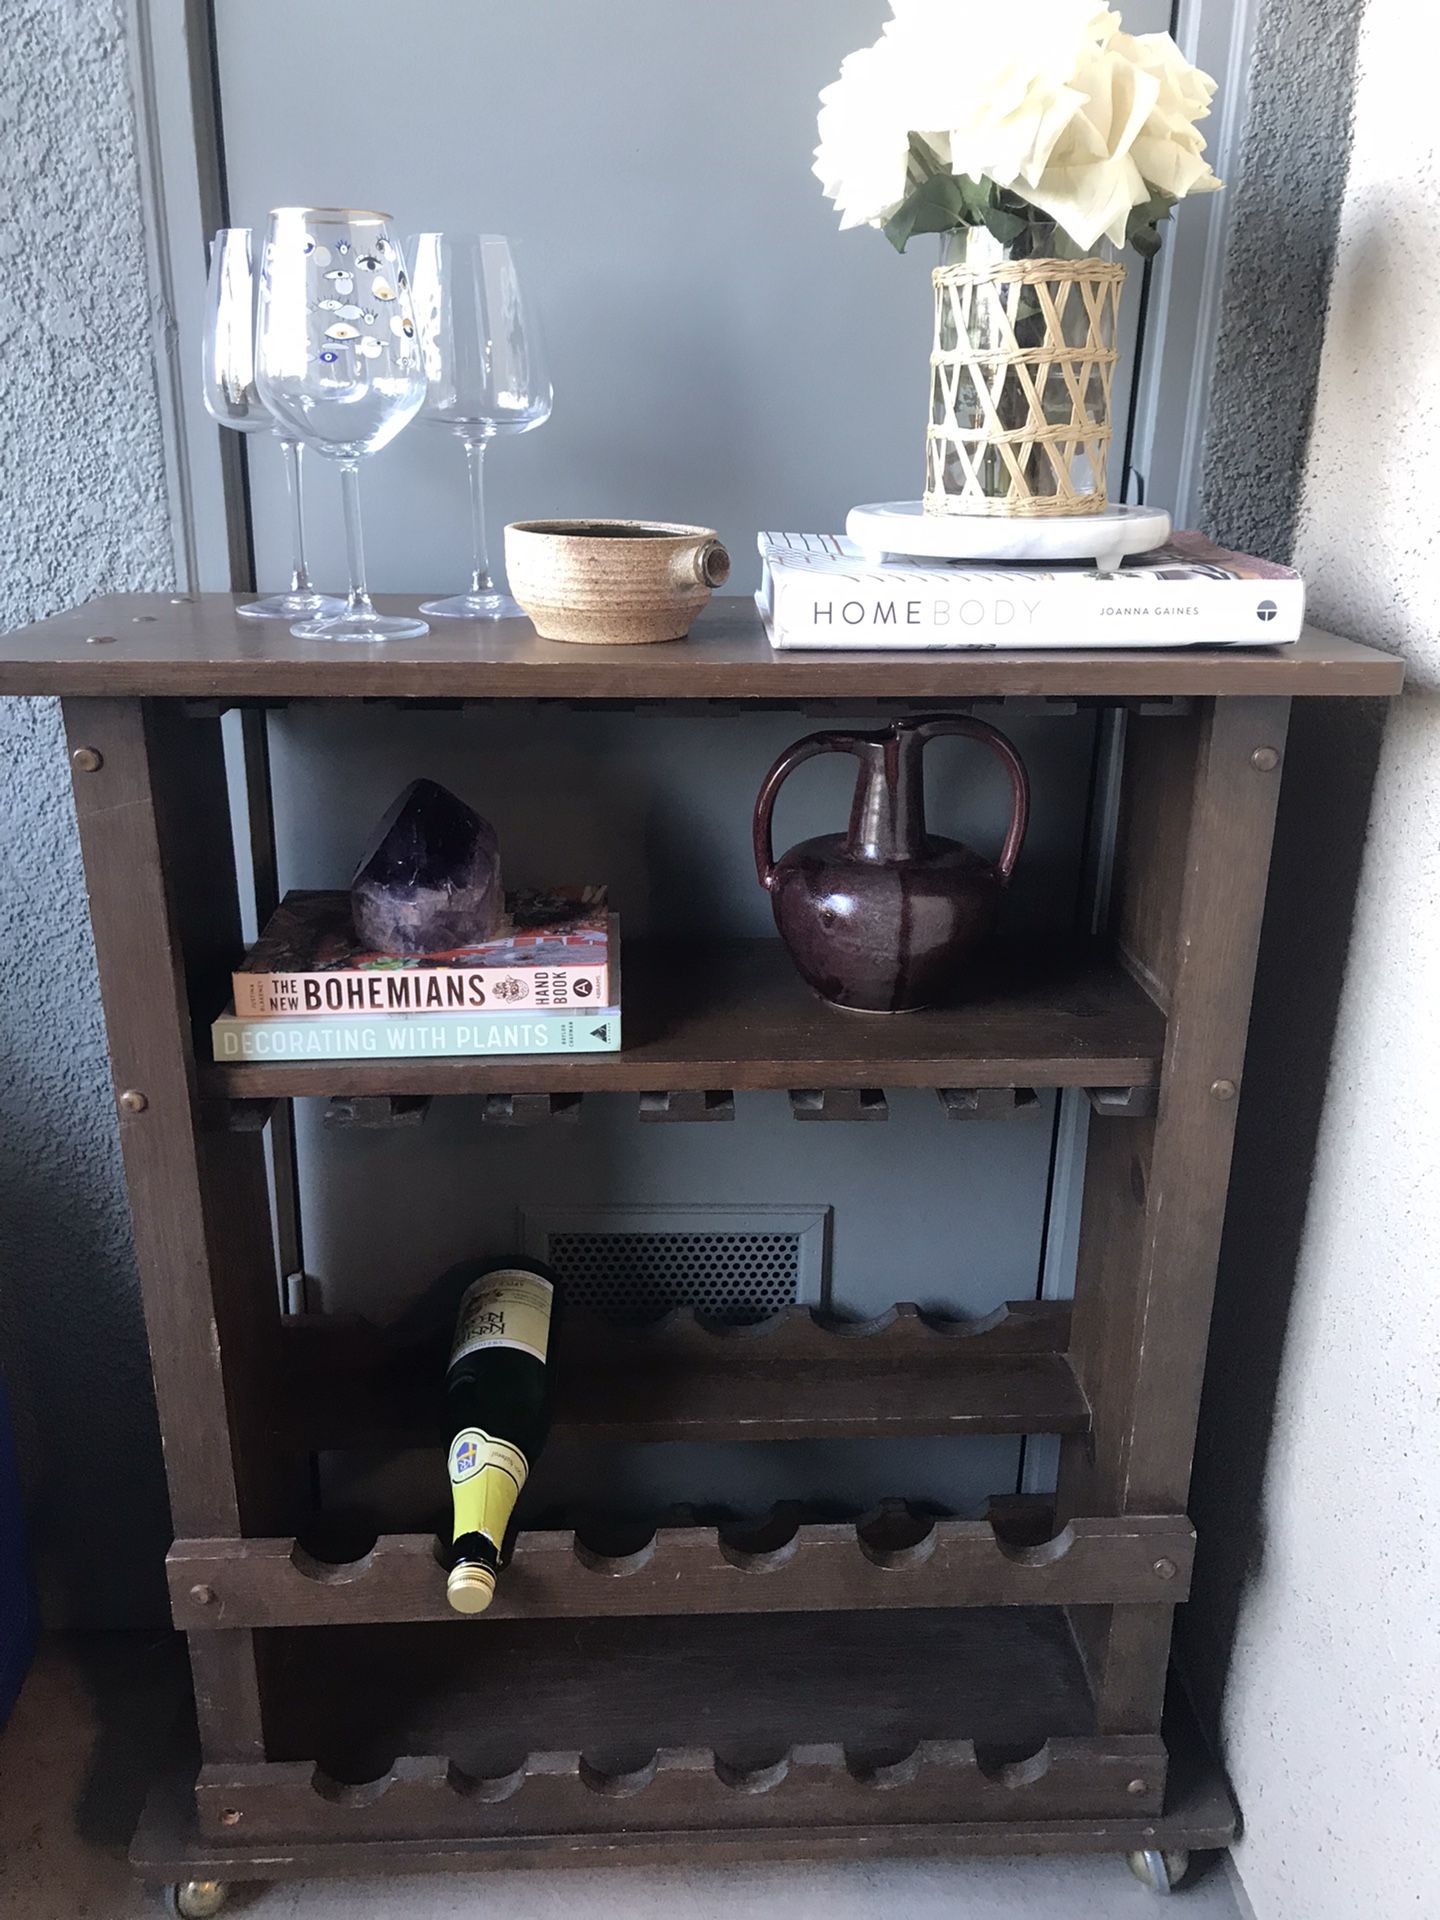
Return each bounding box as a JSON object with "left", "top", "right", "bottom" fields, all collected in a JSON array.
[{"left": 925, "top": 253, "right": 1126, "bottom": 519}]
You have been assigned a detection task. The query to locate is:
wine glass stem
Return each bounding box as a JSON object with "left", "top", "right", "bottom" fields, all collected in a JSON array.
[
  {"left": 465, "top": 438, "right": 494, "bottom": 595},
  {"left": 338, "top": 460, "right": 377, "bottom": 617},
  {"left": 280, "top": 437, "right": 315, "bottom": 593}
]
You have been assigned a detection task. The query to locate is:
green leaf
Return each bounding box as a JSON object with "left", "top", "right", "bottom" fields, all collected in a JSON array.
[
  {"left": 903, "top": 130, "right": 950, "bottom": 194},
  {"left": 980, "top": 202, "right": 1028, "bottom": 245},
  {"left": 1125, "top": 187, "right": 1177, "bottom": 259},
  {"left": 882, "top": 170, "right": 981, "bottom": 254}
]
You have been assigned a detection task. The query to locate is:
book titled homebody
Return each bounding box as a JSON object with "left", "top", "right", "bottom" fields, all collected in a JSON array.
[
  {"left": 757, "top": 531, "right": 1305, "bottom": 649},
  {"left": 233, "top": 889, "right": 613, "bottom": 1018},
  {"left": 212, "top": 1006, "right": 622, "bottom": 1062}
]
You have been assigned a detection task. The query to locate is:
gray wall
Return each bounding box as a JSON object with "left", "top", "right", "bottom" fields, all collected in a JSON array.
[
  {"left": 214, "top": 0, "right": 1164, "bottom": 598},
  {"left": 0, "top": 0, "right": 174, "bottom": 1623}
]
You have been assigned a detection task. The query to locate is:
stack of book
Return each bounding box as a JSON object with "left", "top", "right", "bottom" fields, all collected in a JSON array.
[
  {"left": 212, "top": 887, "right": 621, "bottom": 1062},
  {"left": 756, "top": 530, "right": 1306, "bottom": 651}
]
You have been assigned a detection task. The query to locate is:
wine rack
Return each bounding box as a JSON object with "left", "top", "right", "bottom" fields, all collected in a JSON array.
[{"left": 0, "top": 596, "right": 1401, "bottom": 1897}]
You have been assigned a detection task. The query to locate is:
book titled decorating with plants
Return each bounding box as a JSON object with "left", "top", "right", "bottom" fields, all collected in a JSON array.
[{"left": 215, "top": 886, "right": 620, "bottom": 1060}]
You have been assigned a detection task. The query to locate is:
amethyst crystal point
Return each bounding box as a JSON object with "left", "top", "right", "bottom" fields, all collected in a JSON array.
[{"left": 350, "top": 779, "right": 504, "bottom": 955}]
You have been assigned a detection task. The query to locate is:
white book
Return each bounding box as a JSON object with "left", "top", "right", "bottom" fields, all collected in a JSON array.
[{"left": 756, "top": 531, "right": 1305, "bottom": 651}]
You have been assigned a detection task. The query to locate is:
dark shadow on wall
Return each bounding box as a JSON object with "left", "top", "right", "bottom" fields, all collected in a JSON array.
[
  {"left": 1180, "top": 696, "right": 1387, "bottom": 1736},
  {"left": 0, "top": 1096, "right": 172, "bottom": 1630},
  {"left": 1181, "top": 0, "right": 1374, "bottom": 1751}
]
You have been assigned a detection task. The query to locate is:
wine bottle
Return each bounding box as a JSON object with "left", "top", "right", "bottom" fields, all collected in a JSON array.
[{"left": 444, "top": 1259, "right": 558, "bottom": 1614}]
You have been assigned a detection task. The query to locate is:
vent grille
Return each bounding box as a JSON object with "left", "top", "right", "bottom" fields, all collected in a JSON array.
[{"left": 521, "top": 1206, "right": 829, "bottom": 1325}]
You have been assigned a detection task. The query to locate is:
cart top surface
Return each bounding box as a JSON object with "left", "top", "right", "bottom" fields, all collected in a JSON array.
[{"left": 0, "top": 593, "right": 1403, "bottom": 700}]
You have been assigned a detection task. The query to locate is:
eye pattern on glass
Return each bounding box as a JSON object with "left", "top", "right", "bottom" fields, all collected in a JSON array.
[{"left": 304, "top": 232, "right": 406, "bottom": 367}]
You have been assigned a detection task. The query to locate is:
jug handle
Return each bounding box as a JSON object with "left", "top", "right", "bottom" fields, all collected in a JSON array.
[
  {"left": 753, "top": 731, "right": 866, "bottom": 892},
  {"left": 913, "top": 716, "right": 1030, "bottom": 883}
]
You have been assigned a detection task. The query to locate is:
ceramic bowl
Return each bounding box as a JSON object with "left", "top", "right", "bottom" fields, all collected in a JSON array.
[{"left": 504, "top": 519, "right": 731, "bottom": 645}]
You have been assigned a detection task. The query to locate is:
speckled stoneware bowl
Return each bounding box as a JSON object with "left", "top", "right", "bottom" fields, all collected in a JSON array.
[{"left": 505, "top": 519, "right": 731, "bottom": 645}]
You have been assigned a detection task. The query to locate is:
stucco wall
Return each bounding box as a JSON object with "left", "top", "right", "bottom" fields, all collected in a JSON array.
[
  {"left": 0, "top": 0, "right": 174, "bottom": 1622},
  {"left": 1191, "top": 1, "right": 1440, "bottom": 1911},
  {"left": 1198, "top": 0, "right": 1362, "bottom": 560}
]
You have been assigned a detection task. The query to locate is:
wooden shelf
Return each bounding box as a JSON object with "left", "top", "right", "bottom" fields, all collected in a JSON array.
[
  {"left": 267, "top": 1607, "right": 1101, "bottom": 1776},
  {"left": 135, "top": 1681, "right": 1233, "bottom": 1876},
  {"left": 2, "top": 592, "right": 1404, "bottom": 698},
  {"left": 201, "top": 937, "right": 1165, "bottom": 1099},
  {"left": 167, "top": 1505, "right": 1193, "bottom": 1631},
  {"left": 193, "top": 1732, "right": 1168, "bottom": 1845},
  {"left": 278, "top": 1301, "right": 1089, "bottom": 1450},
  {"left": 172, "top": 1610, "right": 1169, "bottom": 1843}
]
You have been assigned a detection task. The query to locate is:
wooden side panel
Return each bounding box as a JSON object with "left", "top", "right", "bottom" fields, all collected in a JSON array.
[
  {"left": 61, "top": 698, "right": 292, "bottom": 1761},
  {"left": 1059, "top": 695, "right": 1291, "bottom": 1729},
  {"left": 1110, "top": 706, "right": 1200, "bottom": 1010}
]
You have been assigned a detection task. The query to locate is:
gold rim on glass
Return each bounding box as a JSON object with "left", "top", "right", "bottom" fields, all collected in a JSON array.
[{"left": 269, "top": 205, "right": 393, "bottom": 224}]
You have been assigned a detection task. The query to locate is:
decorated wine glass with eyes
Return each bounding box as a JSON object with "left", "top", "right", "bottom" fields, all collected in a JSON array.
[
  {"left": 201, "top": 227, "right": 342, "bottom": 621},
  {"left": 256, "top": 208, "right": 428, "bottom": 642},
  {"left": 408, "top": 232, "right": 552, "bottom": 619}
]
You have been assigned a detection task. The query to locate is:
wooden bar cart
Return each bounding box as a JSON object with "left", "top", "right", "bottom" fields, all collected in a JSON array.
[{"left": 0, "top": 597, "right": 1401, "bottom": 1909}]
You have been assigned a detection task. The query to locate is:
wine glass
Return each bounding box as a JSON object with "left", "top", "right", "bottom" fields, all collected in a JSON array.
[
  {"left": 255, "top": 208, "right": 429, "bottom": 642},
  {"left": 409, "top": 233, "right": 552, "bottom": 619},
  {"left": 202, "top": 228, "right": 341, "bottom": 621}
]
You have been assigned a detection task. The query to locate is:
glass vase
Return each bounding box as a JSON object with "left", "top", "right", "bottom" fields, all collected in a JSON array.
[{"left": 925, "top": 225, "right": 1125, "bottom": 518}]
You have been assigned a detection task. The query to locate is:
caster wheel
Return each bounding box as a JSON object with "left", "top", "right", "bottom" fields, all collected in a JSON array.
[
  {"left": 163, "top": 1882, "right": 230, "bottom": 1918},
  {"left": 1127, "top": 1848, "right": 1190, "bottom": 1894}
]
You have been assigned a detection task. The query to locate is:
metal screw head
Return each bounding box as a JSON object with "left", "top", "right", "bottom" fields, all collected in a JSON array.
[
  {"left": 70, "top": 746, "right": 103, "bottom": 773},
  {"left": 1127, "top": 1778, "right": 1150, "bottom": 1797},
  {"left": 218, "top": 1808, "right": 243, "bottom": 1828},
  {"left": 84, "top": 633, "right": 117, "bottom": 646},
  {"left": 119, "top": 1089, "right": 149, "bottom": 1114},
  {"left": 1250, "top": 746, "right": 1281, "bottom": 772},
  {"left": 189, "top": 1583, "right": 217, "bottom": 1607},
  {"left": 1211, "top": 1079, "right": 1237, "bottom": 1101},
  {"left": 1153, "top": 1557, "right": 1178, "bottom": 1580}
]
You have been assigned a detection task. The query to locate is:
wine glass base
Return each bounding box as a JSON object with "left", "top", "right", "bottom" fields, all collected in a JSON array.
[
  {"left": 290, "top": 610, "right": 431, "bottom": 643},
  {"left": 237, "top": 591, "right": 346, "bottom": 621},
  {"left": 420, "top": 590, "right": 525, "bottom": 620}
]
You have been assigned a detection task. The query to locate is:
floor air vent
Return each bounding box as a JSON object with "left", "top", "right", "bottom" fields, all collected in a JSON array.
[{"left": 519, "top": 1206, "right": 829, "bottom": 1324}]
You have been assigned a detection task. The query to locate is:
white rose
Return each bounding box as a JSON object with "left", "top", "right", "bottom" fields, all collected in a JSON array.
[
  {"left": 813, "top": 42, "right": 923, "bottom": 230},
  {"left": 813, "top": 1, "right": 1222, "bottom": 252},
  {"left": 1119, "top": 31, "right": 1223, "bottom": 201},
  {"left": 888, "top": 0, "right": 1122, "bottom": 191},
  {"left": 1015, "top": 39, "right": 1160, "bottom": 249}
]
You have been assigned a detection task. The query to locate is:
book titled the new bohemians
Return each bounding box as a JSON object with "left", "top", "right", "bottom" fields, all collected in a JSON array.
[
  {"left": 233, "top": 888, "right": 613, "bottom": 1018},
  {"left": 757, "top": 531, "right": 1305, "bottom": 649}
]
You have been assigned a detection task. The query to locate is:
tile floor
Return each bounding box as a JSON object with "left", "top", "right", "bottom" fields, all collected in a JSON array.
[{"left": 0, "top": 1636, "right": 1244, "bottom": 1919}]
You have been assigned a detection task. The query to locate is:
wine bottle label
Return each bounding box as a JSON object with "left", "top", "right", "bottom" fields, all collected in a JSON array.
[
  {"left": 448, "top": 1427, "right": 529, "bottom": 1550},
  {"left": 450, "top": 1269, "right": 554, "bottom": 1366}
]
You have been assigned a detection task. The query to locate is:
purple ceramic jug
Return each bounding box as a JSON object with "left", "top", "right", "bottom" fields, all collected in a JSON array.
[{"left": 753, "top": 715, "right": 1029, "bottom": 1013}]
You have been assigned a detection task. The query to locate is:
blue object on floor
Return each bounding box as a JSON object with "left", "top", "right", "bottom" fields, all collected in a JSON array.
[{"left": 0, "top": 1372, "right": 34, "bottom": 1727}]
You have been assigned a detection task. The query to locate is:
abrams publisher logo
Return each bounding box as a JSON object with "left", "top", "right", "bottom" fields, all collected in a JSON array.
[
  {"left": 1257, "top": 600, "right": 1279, "bottom": 623},
  {"left": 813, "top": 596, "right": 1041, "bottom": 630}
]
